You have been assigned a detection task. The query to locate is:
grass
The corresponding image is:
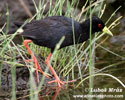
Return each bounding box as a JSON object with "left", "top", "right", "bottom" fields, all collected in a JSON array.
[{"left": 0, "top": 0, "right": 125, "bottom": 100}]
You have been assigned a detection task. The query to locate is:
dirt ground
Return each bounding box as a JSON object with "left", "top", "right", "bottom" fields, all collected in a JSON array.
[{"left": 0, "top": 0, "right": 125, "bottom": 99}]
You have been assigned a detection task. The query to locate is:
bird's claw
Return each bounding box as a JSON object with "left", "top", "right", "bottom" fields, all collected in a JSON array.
[{"left": 48, "top": 79, "right": 76, "bottom": 87}]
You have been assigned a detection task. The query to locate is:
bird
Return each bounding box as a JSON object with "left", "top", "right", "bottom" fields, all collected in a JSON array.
[{"left": 13, "top": 16, "right": 113, "bottom": 87}]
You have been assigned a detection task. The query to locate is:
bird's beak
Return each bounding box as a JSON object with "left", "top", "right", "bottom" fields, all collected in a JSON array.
[{"left": 103, "top": 26, "right": 113, "bottom": 36}]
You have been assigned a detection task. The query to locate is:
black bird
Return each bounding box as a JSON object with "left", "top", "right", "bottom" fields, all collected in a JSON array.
[{"left": 14, "top": 16, "right": 113, "bottom": 87}]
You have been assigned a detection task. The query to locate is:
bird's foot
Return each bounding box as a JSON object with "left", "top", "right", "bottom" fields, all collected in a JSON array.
[
  {"left": 46, "top": 53, "right": 76, "bottom": 87},
  {"left": 48, "top": 79, "right": 76, "bottom": 87},
  {"left": 25, "top": 59, "right": 33, "bottom": 62},
  {"left": 25, "top": 58, "right": 50, "bottom": 83}
]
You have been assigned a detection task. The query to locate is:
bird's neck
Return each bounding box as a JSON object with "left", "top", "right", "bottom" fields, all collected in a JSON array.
[{"left": 79, "top": 22, "right": 93, "bottom": 42}]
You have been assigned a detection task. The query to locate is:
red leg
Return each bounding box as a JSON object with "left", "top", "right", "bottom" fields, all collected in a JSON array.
[
  {"left": 24, "top": 40, "right": 50, "bottom": 83},
  {"left": 25, "top": 59, "right": 33, "bottom": 62},
  {"left": 52, "top": 87, "right": 61, "bottom": 100},
  {"left": 46, "top": 53, "right": 76, "bottom": 87}
]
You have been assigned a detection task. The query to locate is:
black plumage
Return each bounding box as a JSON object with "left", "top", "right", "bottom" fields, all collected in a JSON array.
[{"left": 15, "top": 16, "right": 105, "bottom": 51}]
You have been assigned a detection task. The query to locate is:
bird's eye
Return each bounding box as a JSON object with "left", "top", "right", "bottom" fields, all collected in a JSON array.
[{"left": 98, "top": 24, "right": 103, "bottom": 28}]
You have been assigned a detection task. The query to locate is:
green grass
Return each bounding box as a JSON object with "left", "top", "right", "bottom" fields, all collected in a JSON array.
[{"left": 0, "top": 0, "right": 125, "bottom": 100}]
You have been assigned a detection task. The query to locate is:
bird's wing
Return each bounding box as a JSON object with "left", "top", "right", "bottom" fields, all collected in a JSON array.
[
  {"left": 22, "top": 16, "right": 73, "bottom": 39},
  {"left": 22, "top": 16, "right": 81, "bottom": 48}
]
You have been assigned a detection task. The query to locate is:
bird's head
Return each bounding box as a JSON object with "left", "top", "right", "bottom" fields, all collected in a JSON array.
[
  {"left": 91, "top": 16, "right": 105, "bottom": 32},
  {"left": 82, "top": 16, "right": 113, "bottom": 36}
]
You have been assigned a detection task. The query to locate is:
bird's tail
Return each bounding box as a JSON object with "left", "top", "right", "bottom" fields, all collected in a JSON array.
[{"left": 1, "top": 22, "right": 24, "bottom": 35}]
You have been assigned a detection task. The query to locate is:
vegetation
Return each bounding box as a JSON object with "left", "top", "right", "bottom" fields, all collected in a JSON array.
[{"left": 0, "top": 0, "right": 124, "bottom": 100}]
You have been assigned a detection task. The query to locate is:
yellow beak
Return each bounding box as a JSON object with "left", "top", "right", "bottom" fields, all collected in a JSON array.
[{"left": 103, "top": 26, "right": 113, "bottom": 36}]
